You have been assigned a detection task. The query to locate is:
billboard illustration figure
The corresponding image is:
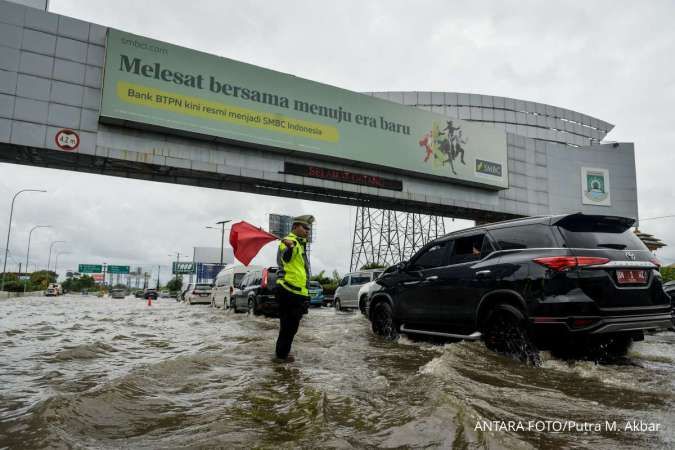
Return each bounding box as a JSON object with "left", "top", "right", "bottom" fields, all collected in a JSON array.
[{"left": 419, "top": 120, "right": 467, "bottom": 175}]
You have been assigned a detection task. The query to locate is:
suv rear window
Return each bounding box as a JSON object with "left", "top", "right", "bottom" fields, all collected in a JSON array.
[
  {"left": 490, "top": 225, "right": 557, "bottom": 250},
  {"left": 556, "top": 214, "right": 647, "bottom": 250},
  {"left": 558, "top": 227, "right": 647, "bottom": 250}
]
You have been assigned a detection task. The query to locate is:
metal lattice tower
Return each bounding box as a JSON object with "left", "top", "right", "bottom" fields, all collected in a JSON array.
[{"left": 350, "top": 207, "right": 447, "bottom": 271}]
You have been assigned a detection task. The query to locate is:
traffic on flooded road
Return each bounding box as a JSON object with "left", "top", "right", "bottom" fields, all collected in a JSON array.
[{"left": 1, "top": 294, "right": 674, "bottom": 449}]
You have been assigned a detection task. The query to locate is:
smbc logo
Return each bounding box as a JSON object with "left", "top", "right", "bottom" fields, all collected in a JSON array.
[{"left": 475, "top": 159, "right": 502, "bottom": 177}]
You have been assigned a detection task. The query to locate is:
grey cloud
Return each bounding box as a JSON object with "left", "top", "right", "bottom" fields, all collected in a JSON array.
[{"left": 2, "top": 0, "right": 674, "bottom": 274}]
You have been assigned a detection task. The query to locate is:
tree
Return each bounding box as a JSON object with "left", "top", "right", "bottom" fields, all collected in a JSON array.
[
  {"left": 661, "top": 266, "right": 675, "bottom": 283},
  {"left": 360, "top": 262, "right": 386, "bottom": 270},
  {"left": 310, "top": 270, "right": 332, "bottom": 284},
  {"left": 331, "top": 270, "right": 341, "bottom": 283},
  {"left": 166, "top": 276, "right": 183, "bottom": 292},
  {"left": 62, "top": 275, "right": 97, "bottom": 292}
]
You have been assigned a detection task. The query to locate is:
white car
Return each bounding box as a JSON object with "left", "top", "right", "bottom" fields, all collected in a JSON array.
[
  {"left": 185, "top": 283, "right": 213, "bottom": 305},
  {"left": 211, "top": 265, "right": 262, "bottom": 309},
  {"left": 357, "top": 279, "right": 383, "bottom": 315},
  {"left": 334, "top": 269, "right": 383, "bottom": 311}
]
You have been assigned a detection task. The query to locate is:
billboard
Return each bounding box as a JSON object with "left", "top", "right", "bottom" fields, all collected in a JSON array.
[
  {"left": 193, "top": 247, "right": 234, "bottom": 264},
  {"left": 269, "top": 214, "right": 314, "bottom": 243},
  {"left": 172, "top": 262, "right": 195, "bottom": 274},
  {"left": 196, "top": 263, "right": 225, "bottom": 282},
  {"left": 100, "top": 29, "right": 509, "bottom": 189}
]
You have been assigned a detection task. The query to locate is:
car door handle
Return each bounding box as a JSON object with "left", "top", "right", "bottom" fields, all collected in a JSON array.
[
  {"left": 425, "top": 275, "right": 439, "bottom": 281},
  {"left": 475, "top": 270, "right": 492, "bottom": 278}
]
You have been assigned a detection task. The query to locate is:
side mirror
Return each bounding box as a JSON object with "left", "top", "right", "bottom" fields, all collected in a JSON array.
[{"left": 396, "top": 260, "right": 409, "bottom": 271}]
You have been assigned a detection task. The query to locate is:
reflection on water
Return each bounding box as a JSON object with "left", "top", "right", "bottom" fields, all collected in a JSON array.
[{"left": 0, "top": 295, "right": 673, "bottom": 449}]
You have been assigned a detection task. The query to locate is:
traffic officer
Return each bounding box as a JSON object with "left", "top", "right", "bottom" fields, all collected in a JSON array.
[{"left": 275, "top": 214, "right": 314, "bottom": 361}]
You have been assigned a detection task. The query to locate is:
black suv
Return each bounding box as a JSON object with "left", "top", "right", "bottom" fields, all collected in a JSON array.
[
  {"left": 232, "top": 267, "right": 281, "bottom": 316},
  {"left": 368, "top": 213, "right": 672, "bottom": 364}
]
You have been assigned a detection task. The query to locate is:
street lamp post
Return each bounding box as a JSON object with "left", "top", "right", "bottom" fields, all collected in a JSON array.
[
  {"left": 47, "top": 240, "right": 66, "bottom": 273},
  {"left": 1, "top": 188, "right": 47, "bottom": 292},
  {"left": 217, "top": 220, "right": 231, "bottom": 266},
  {"left": 206, "top": 220, "right": 231, "bottom": 266},
  {"left": 24, "top": 225, "right": 51, "bottom": 292},
  {"left": 54, "top": 251, "right": 71, "bottom": 278},
  {"left": 169, "top": 251, "right": 182, "bottom": 270}
]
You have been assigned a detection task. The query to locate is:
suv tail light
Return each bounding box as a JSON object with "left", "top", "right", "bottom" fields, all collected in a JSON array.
[
  {"left": 650, "top": 256, "right": 662, "bottom": 269},
  {"left": 261, "top": 268, "right": 268, "bottom": 289},
  {"left": 533, "top": 256, "right": 609, "bottom": 272},
  {"left": 229, "top": 286, "right": 233, "bottom": 295},
  {"left": 570, "top": 318, "right": 596, "bottom": 328}
]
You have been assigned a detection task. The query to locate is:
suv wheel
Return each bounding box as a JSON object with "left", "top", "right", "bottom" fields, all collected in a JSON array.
[
  {"left": 482, "top": 303, "right": 540, "bottom": 366},
  {"left": 334, "top": 299, "right": 342, "bottom": 312},
  {"left": 371, "top": 302, "right": 398, "bottom": 340}
]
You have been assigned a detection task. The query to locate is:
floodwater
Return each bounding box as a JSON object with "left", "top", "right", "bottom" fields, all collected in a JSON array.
[{"left": 1, "top": 295, "right": 673, "bottom": 449}]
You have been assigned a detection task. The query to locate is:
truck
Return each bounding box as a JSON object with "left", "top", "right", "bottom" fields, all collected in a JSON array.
[{"left": 45, "top": 283, "right": 62, "bottom": 296}]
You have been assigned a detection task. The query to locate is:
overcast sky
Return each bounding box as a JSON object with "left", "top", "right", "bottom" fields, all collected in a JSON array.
[{"left": 1, "top": 0, "right": 674, "bottom": 283}]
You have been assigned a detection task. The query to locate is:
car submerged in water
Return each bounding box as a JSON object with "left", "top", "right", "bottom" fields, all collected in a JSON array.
[
  {"left": 368, "top": 213, "right": 672, "bottom": 365},
  {"left": 110, "top": 288, "right": 127, "bottom": 299},
  {"left": 45, "top": 283, "right": 62, "bottom": 296},
  {"left": 309, "top": 281, "right": 324, "bottom": 307}
]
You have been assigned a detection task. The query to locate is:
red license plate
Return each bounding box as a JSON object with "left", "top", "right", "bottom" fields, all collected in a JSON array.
[{"left": 616, "top": 269, "right": 648, "bottom": 284}]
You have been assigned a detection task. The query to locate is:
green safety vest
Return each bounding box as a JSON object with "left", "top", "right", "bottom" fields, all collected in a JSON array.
[{"left": 276, "top": 232, "right": 310, "bottom": 297}]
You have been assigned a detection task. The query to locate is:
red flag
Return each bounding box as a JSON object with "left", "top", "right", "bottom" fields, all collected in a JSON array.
[{"left": 229, "top": 221, "right": 279, "bottom": 266}]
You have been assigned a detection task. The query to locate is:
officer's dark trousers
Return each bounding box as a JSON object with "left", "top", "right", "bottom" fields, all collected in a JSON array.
[{"left": 275, "top": 286, "right": 306, "bottom": 359}]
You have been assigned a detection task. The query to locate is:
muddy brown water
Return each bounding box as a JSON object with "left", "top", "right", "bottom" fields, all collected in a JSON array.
[{"left": 1, "top": 295, "right": 673, "bottom": 449}]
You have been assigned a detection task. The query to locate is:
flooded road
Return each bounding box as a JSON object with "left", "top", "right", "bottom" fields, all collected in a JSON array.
[{"left": 1, "top": 295, "right": 674, "bottom": 449}]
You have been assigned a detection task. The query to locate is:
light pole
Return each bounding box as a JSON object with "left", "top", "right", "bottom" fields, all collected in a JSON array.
[
  {"left": 54, "top": 251, "right": 71, "bottom": 278},
  {"left": 206, "top": 219, "right": 231, "bottom": 266},
  {"left": 24, "top": 225, "right": 51, "bottom": 292},
  {"left": 169, "top": 251, "right": 182, "bottom": 281},
  {"left": 47, "top": 240, "right": 66, "bottom": 273},
  {"left": 1, "top": 188, "right": 47, "bottom": 292}
]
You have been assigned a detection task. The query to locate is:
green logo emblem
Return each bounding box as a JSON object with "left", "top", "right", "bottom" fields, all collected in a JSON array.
[{"left": 585, "top": 171, "right": 608, "bottom": 202}]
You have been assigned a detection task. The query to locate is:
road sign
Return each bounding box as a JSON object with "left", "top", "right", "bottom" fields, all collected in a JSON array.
[
  {"left": 55, "top": 129, "right": 79, "bottom": 151},
  {"left": 78, "top": 264, "right": 102, "bottom": 273},
  {"left": 172, "top": 262, "right": 195, "bottom": 274},
  {"left": 108, "top": 265, "right": 130, "bottom": 274}
]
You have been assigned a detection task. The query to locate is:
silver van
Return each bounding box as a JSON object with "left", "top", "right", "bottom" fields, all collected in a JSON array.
[
  {"left": 211, "top": 265, "right": 262, "bottom": 309},
  {"left": 334, "top": 270, "right": 383, "bottom": 311}
]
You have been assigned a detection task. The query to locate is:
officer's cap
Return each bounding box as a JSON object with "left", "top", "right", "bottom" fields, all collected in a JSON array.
[{"left": 292, "top": 215, "right": 315, "bottom": 227}]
